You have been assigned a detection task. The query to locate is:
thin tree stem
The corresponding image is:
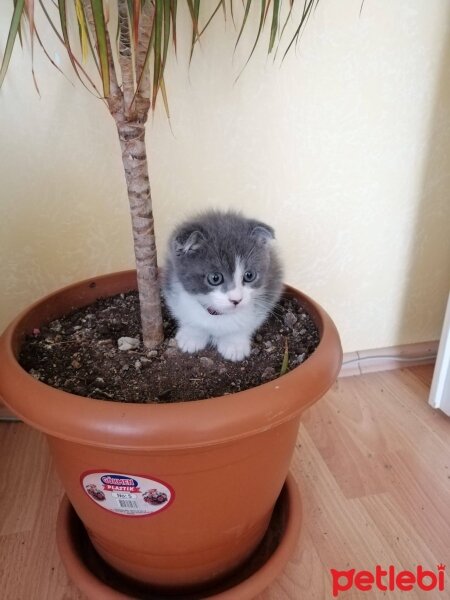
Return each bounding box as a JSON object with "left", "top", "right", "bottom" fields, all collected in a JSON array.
[{"left": 117, "top": 120, "right": 163, "bottom": 348}]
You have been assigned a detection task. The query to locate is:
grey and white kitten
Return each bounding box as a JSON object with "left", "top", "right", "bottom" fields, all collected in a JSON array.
[{"left": 162, "top": 211, "right": 283, "bottom": 361}]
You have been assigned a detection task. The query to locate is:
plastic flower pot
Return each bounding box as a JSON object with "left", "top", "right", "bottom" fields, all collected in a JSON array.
[
  {"left": 0, "top": 270, "right": 341, "bottom": 595},
  {"left": 55, "top": 472, "right": 302, "bottom": 599}
]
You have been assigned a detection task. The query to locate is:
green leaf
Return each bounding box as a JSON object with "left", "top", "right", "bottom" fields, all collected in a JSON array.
[
  {"left": 2, "top": 0, "right": 320, "bottom": 111},
  {"left": 199, "top": 0, "right": 225, "bottom": 37},
  {"left": 41, "top": 0, "right": 102, "bottom": 97},
  {"left": 159, "top": 75, "right": 171, "bottom": 120},
  {"left": 263, "top": 0, "right": 273, "bottom": 25},
  {"left": 0, "top": 0, "right": 25, "bottom": 87},
  {"left": 186, "top": 0, "right": 200, "bottom": 61},
  {"left": 25, "top": 0, "right": 35, "bottom": 59},
  {"left": 280, "top": 339, "right": 289, "bottom": 376},
  {"left": 229, "top": 0, "right": 236, "bottom": 28},
  {"left": 24, "top": 0, "right": 40, "bottom": 94},
  {"left": 75, "top": 0, "right": 89, "bottom": 62},
  {"left": 152, "top": 0, "right": 163, "bottom": 107},
  {"left": 283, "top": 0, "right": 315, "bottom": 61},
  {"left": 268, "top": 0, "right": 280, "bottom": 53},
  {"left": 162, "top": 0, "right": 171, "bottom": 73},
  {"left": 277, "top": 0, "right": 294, "bottom": 52},
  {"left": 235, "top": 0, "right": 266, "bottom": 81},
  {"left": 234, "top": 0, "right": 252, "bottom": 52},
  {"left": 170, "top": 0, "right": 177, "bottom": 55},
  {"left": 58, "top": 0, "right": 84, "bottom": 85},
  {"left": 13, "top": 0, "right": 24, "bottom": 48},
  {"left": 89, "top": 0, "right": 110, "bottom": 97}
]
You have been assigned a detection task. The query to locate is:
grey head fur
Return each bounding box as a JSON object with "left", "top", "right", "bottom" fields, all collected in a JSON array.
[{"left": 163, "top": 210, "right": 284, "bottom": 307}]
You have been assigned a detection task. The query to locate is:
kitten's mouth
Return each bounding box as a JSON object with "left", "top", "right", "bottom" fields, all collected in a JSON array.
[{"left": 206, "top": 307, "right": 222, "bottom": 316}]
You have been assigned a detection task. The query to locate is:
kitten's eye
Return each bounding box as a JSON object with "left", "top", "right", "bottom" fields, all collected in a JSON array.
[
  {"left": 207, "top": 272, "right": 224, "bottom": 286},
  {"left": 243, "top": 270, "right": 257, "bottom": 283}
]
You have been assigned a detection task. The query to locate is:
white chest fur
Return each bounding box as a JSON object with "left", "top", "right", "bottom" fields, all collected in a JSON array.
[{"left": 164, "top": 280, "right": 268, "bottom": 361}]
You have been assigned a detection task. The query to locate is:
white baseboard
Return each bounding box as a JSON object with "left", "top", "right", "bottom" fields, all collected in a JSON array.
[{"left": 339, "top": 341, "right": 438, "bottom": 378}]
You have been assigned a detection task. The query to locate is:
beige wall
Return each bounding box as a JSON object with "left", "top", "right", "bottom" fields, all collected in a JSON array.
[{"left": 1, "top": 0, "right": 449, "bottom": 353}]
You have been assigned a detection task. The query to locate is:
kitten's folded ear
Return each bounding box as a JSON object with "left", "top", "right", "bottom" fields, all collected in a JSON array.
[
  {"left": 250, "top": 221, "right": 275, "bottom": 245},
  {"left": 173, "top": 229, "right": 206, "bottom": 256}
]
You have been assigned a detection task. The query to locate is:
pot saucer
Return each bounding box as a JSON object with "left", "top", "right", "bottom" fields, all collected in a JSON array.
[{"left": 56, "top": 472, "right": 302, "bottom": 600}]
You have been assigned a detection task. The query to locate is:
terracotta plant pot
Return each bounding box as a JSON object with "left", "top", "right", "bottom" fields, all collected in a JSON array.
[
  {"left": 0, "top": 270, "right": 342, "bottom": 594},
  {"left": 56, "top": 473, "right": 303, "bottom": 599}
]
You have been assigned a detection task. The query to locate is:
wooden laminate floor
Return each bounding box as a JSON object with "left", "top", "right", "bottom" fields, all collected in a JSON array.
[{"left": 1, "top": 366, "right": 449, "bottom": 600}]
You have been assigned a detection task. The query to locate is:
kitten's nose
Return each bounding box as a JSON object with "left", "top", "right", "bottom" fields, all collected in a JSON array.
[{"left": 230, "top": 298, "right": 241, "bottom": 306}]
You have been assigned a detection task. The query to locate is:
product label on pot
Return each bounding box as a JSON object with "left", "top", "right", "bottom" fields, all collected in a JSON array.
[{"left": 80, "top": 471, "right": 174, "bottom": 517}]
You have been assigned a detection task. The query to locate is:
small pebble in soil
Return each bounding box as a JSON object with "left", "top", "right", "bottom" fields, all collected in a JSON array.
[
  {"left": 200, "top": 357, "right": 215, "bottom": 369},
  {"left": 283, "top": 311, "right": 298, "bottom": 328},
  {"left": 118, "top": 337, "right": 140, "bottom": 351},
  {"left": 262, "top": 367, "right": 276, "bottom": 380},
  {"left": 19, "top": 291, "right": 320, "bottom": 404}
]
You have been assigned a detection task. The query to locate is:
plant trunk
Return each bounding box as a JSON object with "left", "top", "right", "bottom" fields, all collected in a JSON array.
[
  {"left": 117, "top": 120, "right": 164, "bottom": 349},
  {"left": 81, "top": 0, "right": 162, "bottom": 348}
]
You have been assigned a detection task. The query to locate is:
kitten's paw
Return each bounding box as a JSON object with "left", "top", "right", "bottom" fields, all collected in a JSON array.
[
  {"left": 216, "top": 337, "right": 251, "bottom": 362},
  {"left": 176, "top": 327, "right": 209, "bottom": 354}
]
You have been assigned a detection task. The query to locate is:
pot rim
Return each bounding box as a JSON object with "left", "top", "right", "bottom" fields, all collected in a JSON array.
[{"left": 0, "top": 270, "right": 342, "bottom": 450}]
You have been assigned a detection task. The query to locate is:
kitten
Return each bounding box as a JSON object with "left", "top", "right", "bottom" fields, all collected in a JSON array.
[{"left": 162, "top": 210, "right": 284, "bottom": 362}]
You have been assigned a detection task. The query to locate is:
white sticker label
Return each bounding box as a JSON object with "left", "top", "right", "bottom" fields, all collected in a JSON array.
[{"left": 81, "top": 471, "right": 174, "bottom": 517}]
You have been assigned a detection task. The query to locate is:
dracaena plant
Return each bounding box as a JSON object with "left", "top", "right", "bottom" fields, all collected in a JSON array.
[{"left": 0, "top": 0, "right": 316, "bottom": 348}]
